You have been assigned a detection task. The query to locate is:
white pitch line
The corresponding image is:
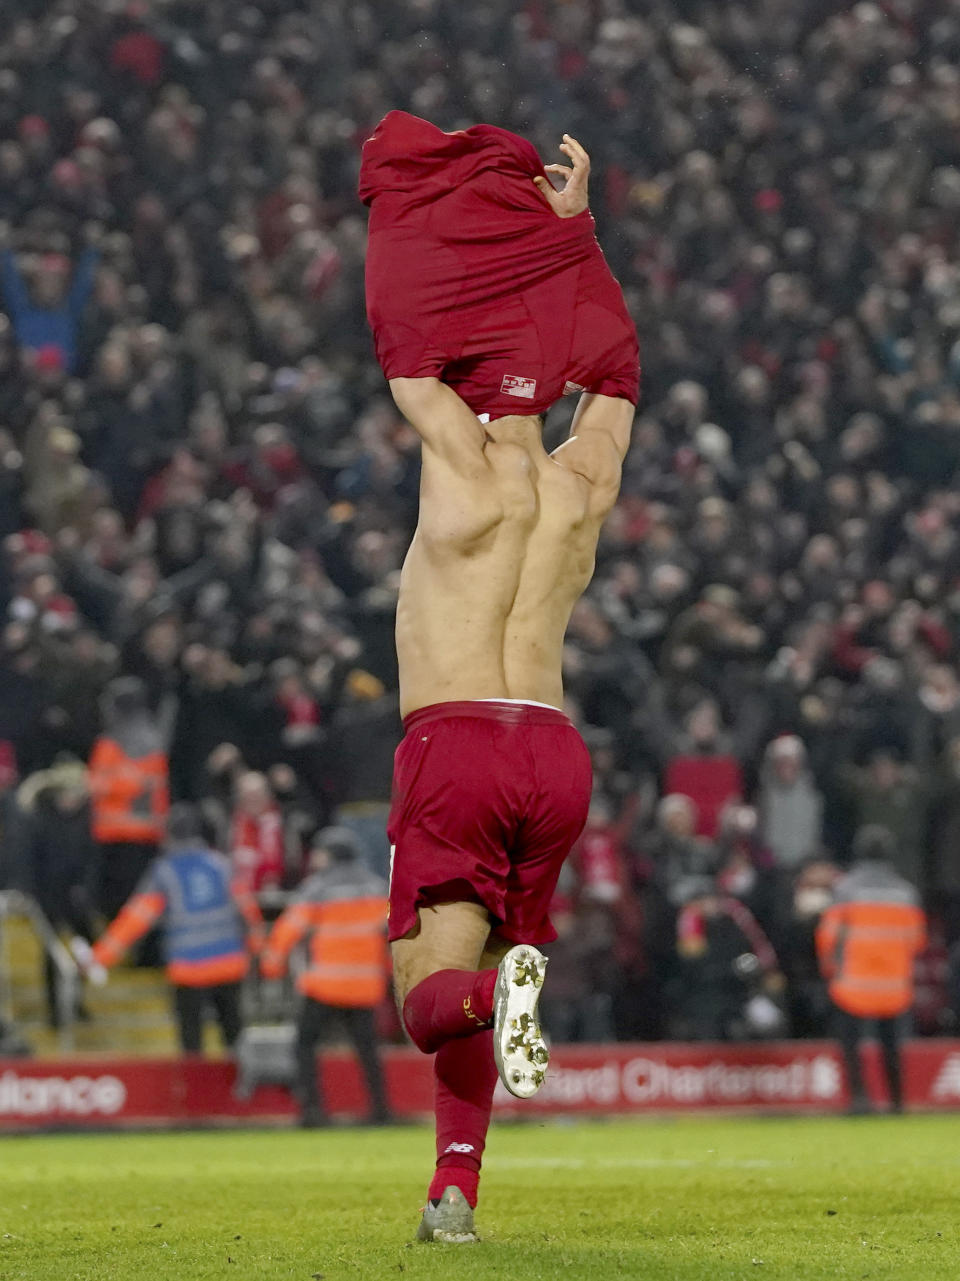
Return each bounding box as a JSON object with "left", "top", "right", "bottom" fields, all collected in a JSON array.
[{"left": 488, "top": 1157, "right": 778, "bottom": 1170}]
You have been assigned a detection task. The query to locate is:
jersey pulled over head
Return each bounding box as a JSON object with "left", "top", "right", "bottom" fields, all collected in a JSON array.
[{"left": 360, "top": 111, "right": 639, "bottom": 419}]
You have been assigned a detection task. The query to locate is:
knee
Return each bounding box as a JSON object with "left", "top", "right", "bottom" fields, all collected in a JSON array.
[{"left": 402, "top": 984, "right": 444, "bottom": 1055}]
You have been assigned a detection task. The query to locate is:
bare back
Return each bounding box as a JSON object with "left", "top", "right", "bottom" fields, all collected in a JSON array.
[{"left": 392, "top": 380, "right": 633, "bottom": 715}]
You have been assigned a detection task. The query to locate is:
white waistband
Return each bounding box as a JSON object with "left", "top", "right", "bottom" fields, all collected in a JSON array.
[{"left": 476, "top": 698, "right": 559, "bottom": 710}]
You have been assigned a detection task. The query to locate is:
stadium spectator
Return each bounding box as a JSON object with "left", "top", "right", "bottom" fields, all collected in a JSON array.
[
  {"left": 88, "top": 676, "right": 169, "bottom": 922},
  {"left": 643, "top": 793, "right": 717, "bottom": 909},
  {"left": 229, "top": 771, "right": 286, "bottom": 893},
  {"left": 673, "top": 878, "right": 783, "bottom": 1041},
  {"left": 931, "top": 737, "right": 960, "bottom": 946},
  {"left": 260, "top": 826, "right": 392, "bottom": 1127},
  {"left": 776, "top": 858, "right": 840, "bottom": 1038},
  {"left": 13, "top": 757, "right": 98, "bottom": 1027},
  {"left": 0, "top": 239, "right": 98, "bottom": 374},
  {"left": 756, "top": 735, "right": 823, "bottom": 872},
  {"left": 714, "top": 803, "right": 778, "bottom": 930},
  {"left": 816, "top": 826, "right": 927, "bottom": 1114},
  {"left": 662, "top": 699, "right": 744, "bottom": 838},
  {"left": 93, "top": 802, "right": 264, "bottom": 1054},
  {"left": 326, "top": 669, "right": 400, "bottom": 881},
  {"left": 836, "top": 751, "right": 932, "bottom": 890}
]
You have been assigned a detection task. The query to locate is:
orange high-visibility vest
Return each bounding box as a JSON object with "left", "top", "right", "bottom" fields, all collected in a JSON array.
[
  {"left": 88, "top": 736, "right": 169, "bottom": 844},
  {"left": 816, "top": 897, "right": 926, "bottom": 1018},
  {"left": 263, "top": 894, "right": 388, "bottom": 1007}
]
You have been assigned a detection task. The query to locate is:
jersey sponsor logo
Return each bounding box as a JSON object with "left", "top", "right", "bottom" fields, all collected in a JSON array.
[
  {"left": 444, "top": 1141, "right": 476, "bottom": 1154},
  {"left": 932, "top": 1053, "right": 960, "bottom": 1099},
  {"left": 563, "top": 380, "right": 586, "bottom": 396},
  {"left": 501, "top": 374, "right": 537, "bottom": 400}
]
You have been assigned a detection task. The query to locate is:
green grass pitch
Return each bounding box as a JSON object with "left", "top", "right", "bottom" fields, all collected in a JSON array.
[{"left": 0, "top": 1115, "right": 957, "bottom": 1280}]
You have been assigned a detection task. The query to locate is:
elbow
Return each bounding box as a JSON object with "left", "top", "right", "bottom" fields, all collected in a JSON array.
[{"left": 388, "top": 376, "right": 444, "bottom": 422}]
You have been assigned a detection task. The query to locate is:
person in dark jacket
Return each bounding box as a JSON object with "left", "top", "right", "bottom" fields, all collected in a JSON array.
[
  {"left": 674, "top": 877, "right": 785, "bottom": 1040},
  {"left": 15, "top": 757, "right": 99, "bottom": 1027},
  {"left": 329, "top": 673, "right": 401, "bottom": 881}
]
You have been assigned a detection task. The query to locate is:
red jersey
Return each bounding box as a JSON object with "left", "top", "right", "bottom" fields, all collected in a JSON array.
[
  {"left": 230, "top": 808, "right": 284, "bottom": 892},
  {"left": 359, "top": 111, "right": 639, "bottom": 417}
]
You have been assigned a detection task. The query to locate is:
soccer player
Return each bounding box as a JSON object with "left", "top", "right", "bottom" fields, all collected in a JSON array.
[{"left": 360, "top": 113, "right": 639, "bottom": 1243}]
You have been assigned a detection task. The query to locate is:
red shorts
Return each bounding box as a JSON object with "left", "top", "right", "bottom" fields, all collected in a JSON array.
[{"left": 387, "top": 700, "right": 592, "bottom": 944}]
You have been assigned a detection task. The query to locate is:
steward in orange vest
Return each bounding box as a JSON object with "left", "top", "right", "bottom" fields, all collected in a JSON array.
[
  {"left": 261, "top": 827, "right": 392, "bottom": 1127},
  {"left": 816, "top": 825, "right": 926, "bottom": 1113},
  {"left": 88, "top": 677, "right": 170, "bottom": 927}
]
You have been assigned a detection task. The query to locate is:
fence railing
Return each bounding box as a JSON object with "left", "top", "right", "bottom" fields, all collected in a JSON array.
[{"left": 0, "top": 890, "right": 81, "bottom": 1053}]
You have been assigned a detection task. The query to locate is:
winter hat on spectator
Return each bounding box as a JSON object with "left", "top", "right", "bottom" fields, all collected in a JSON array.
[
  {"left": 851, "top": 824, "right": 897, "bottom": 863},
  {"left": 768, "top": 734, "right": 805, "bottom": 761},
  {"left": 166, "top": 803, "right": 204, "bottom": 844},
  {"left": 312, "top": 826, "right": 364, "bottom": 864}
]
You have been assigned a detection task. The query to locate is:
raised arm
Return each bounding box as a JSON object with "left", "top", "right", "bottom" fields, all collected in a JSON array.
[
  {"left": 92, "top": 882, "right": 166, "bottom": 970},
  {"left": 550, "top": 393, "right": 634, "bottom": 514},
  {"left": 389, "top": 376, "right": 488, "bottom": 473}
]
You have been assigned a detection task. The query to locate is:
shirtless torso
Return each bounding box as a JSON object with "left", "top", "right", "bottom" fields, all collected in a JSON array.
[{"left": 392, "top": 378, "right": 634, "bottom": 716}]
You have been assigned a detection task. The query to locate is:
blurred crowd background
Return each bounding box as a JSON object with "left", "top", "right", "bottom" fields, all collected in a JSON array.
[{"left": 2, "top": 0, "right": 960, "bottom": 1049}]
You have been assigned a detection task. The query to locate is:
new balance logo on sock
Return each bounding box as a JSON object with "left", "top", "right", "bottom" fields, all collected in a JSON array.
[{"left": 444, "top": 1142, "right": 476, "bottom": 1154}]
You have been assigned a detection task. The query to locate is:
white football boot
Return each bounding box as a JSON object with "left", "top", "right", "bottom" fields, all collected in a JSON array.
[{"left": 493, "top": 944, "right": 549, "bottom": 1099}]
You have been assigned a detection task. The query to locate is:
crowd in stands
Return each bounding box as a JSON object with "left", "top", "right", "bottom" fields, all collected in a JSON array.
[{"left": 2, "top": 0, "right": 960, "bottom": 1046}]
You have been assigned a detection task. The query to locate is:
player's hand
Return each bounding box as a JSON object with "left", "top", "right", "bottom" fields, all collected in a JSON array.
[{"left": 533, "top": 134, "right": 590, "bottom": 218}]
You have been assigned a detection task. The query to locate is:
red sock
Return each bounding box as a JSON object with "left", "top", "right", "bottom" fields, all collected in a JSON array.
[
  {"left": 402, "top": 968, "right": 497, "bottom": 1054},
  {"left": 427, "top": 1029, "right": 497, "bottom": 1209}
]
